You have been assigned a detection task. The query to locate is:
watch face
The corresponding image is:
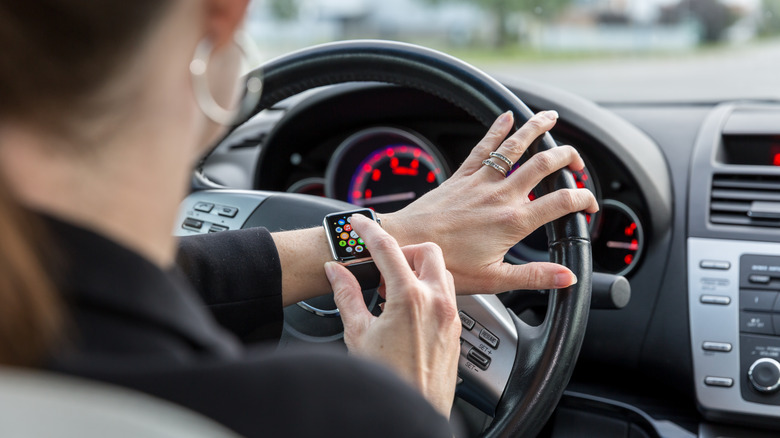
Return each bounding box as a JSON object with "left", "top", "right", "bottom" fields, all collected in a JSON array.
[{"left": 324, "top": 209, "right": 376, "bottom": 261}]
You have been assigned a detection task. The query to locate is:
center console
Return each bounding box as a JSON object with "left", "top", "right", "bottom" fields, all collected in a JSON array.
[{"left": 688, "top": 103, "right": 780, "bottom": 426}]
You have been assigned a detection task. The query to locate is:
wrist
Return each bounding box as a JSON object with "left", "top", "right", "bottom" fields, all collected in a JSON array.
[{"left": 377, "top": 211, "right": 415, "bottom": 247}]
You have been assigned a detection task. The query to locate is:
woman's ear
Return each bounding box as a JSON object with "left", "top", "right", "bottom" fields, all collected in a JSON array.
[{"left": 205, "top": 0, "right": 251, "bottom": 48}]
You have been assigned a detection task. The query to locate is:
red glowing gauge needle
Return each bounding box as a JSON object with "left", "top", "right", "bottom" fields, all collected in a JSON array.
[{"left": 606, "top": 241, "right": 639, "bottom": 251}]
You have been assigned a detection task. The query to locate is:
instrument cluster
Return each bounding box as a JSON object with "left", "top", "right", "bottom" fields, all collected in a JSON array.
[{"left": 282, "top": 125, "right": 646, "bottom": 277}]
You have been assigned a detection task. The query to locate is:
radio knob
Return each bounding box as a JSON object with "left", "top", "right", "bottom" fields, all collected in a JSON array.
[{"left": 748, "top": 358, "right": 780, "bottom": 393}]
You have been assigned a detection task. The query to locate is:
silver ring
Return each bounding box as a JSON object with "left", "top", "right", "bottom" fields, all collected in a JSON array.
[
  {"left": 482, "top": 159, "right": 507, "bottom": 177},
  {"left": 489, "top": 152, "right": 514, "bottom": 168}
]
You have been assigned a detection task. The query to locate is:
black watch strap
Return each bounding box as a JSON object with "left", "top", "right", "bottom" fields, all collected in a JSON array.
[{"left": 344, "top": 259, "right": 381, "bottom": 290}]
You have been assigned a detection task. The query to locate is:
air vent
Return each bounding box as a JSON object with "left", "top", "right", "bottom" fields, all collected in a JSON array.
[{"left": 710, "top": 174, "right": 780, "bottom": 228}]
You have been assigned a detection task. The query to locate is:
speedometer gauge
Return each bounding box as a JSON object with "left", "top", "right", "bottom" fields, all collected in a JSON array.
[
  {"left": 592, "top": 199, "right": 644, "bottom": 276},
  {"left": 326, "top": 127, "right": 449, "bottom": 213}
]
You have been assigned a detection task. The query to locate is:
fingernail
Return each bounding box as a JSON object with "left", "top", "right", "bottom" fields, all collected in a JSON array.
[
  {"left": 554, "top": 273, "right": 577, "bottom": 288},
  {"left": 499, "top": 110, "right": 513, "bottom": 125},
  {"left": 324, "top": 262, "right": 338, "bottom": 281},
  {"left": 544, "top": 110, "right": 559, "bottom": 121}
]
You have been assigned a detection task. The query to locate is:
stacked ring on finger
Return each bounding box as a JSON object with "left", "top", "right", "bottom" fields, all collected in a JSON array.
[
  {"left": 489, "top": 151, "right": 514, "bottom": 169},
  {"left": 481, "top": 158, "right": 508, "bottom": 177}
]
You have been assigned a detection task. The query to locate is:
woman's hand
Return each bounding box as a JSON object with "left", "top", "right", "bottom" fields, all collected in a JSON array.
[
  {"left": 382, "top": 110, "right": 599, "bottom": 295},
  {"left": 325, "top": 215, "right": 461, "bottom": 418}
]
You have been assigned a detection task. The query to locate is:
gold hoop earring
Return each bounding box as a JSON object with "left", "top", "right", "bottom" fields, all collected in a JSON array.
[{"left": 189, "top": 32, "right": 263, "bottom": 126}]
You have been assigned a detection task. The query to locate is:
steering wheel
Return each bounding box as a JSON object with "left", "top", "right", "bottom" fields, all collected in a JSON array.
[{"left": 217, "top": 40, "right": 592, "bottom": 438}]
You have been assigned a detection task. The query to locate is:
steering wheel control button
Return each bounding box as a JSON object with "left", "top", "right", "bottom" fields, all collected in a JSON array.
[
  {"left": 749, "top": 275, "right": 772, "bottom": 285},
  {"left": 217, "top": 205, "right": 239, "bottom": 218},
  {"left": 193, "top": 202, "right": 214, "bottom": 213},
  {"left": 182, "top": 217, "right": 204, "bottom": 231},
  {"left": 467, "top": 348, "right": 491, "bottom": 371},
  {"left": 704, "top": 376, "right": 734, "bottom": 388},
  {"left": 479, "top": 328, "right": 500, "bottom": 349},
  {"left": 702, "top": 342, "right": 733, "bottom": 353},
  {"left": 458, "top": 311, "right": 476, "bottom": 331},
  {"left": 700, "top": 295, "right": 731, "bottom": 306},
  {"left": 740, "top": 312, "right": 774, "bottom": 335},
  {"left": 748, "top": 358, "right": 780, "bottom": 393},
  {"left": 701, "top": 260, "right": 731, "bottom": 270},
  {"left": 208, "top": 224, "right": 228, "bottom": 233},
  {"left": 741, "top": 290, "right": 778, "bottom": 312}
]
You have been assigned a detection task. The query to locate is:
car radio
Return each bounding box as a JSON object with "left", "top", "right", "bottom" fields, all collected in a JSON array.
[{"left": 689, "top": 237, "right": 780, "bottom": 419}]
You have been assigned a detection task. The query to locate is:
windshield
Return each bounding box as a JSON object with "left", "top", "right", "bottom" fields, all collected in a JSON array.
[{"left": 247, "top": 0, "right": 779, "bottom": 103}]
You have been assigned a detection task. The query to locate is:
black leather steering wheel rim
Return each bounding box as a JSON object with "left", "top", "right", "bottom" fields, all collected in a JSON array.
[{"left": 230, "top": 40, "right": 592, "bottom": 438}]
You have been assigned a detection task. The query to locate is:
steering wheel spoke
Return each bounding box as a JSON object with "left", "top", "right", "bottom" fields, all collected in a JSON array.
[{"left": 455, "top": 295, "right": 519, "bottom": 416}]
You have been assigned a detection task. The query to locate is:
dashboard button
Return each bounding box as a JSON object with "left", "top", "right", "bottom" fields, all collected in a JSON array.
[
  {"left": 748, "top": 358, "right": 780, "bottom": 393},
  {"left": 193, "top": 202, "right": 214, "bottom": 213},
  {"left": 217, "top": 206, "right": 239, "bottom": 218},
  {"left": 704, "top": 376, "right": 734, "bottom": 388},
  {"left": 741, "top": 290, "right": 778, "bottom": 312},
  {"left": 182, "top": 218, "right": 203, "bottom": 231},
  {"left": 458, "top": 311, "right": 476, "bottom": 330},
  {"left": 467, "top": 348, "right": 491, "bottom": 370},
  {"left": 749, "top": 275, "right": 772, "bottom": 285},
  {"left": 741, "top": 312, "right": 774, "bottom": 335},
  {"left": 700, "top": 295, "right": 731, "bottom": 305},
  {"left": 208, "top": 224, "right": 228, "bottom": 233},
  {"left": 479, "top": 328, "right": 499, "bottom": 349},
  {"left": 700, "top": 260, "right": 731, "bottom": 270},
  {"left": 702, "top": 341, "right": 732, "bottom": 352}
]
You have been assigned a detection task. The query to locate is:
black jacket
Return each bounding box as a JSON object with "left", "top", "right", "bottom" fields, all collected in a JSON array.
[{"left": 43, "top": 216, "right": 452, "bottom": 438}]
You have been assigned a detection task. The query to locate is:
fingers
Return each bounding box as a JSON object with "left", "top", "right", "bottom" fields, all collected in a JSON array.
[
  {"left": 326, "top": 262, "right": 372, "bottom": 338},
  {"left": 454, "top": 111, "right": 514, "bottom": 177},
  {"left": 400, "top": 243, "right": 450, "bottom": 287},
  {"left": 350, "top": 215, "right": 415, "bottom": 290},
  {"left": 478, "top": 111, "right": 559, "bottom": 179},
  {"left": 524, "top": 188, "right": 600, "bottom": 227},
  {"left": 489, "top": 261, "right": 577, "bottom": 292},
  {"left": 508, "top": 145, "right": 586, "bottom": 194},
  {"left": 455, "top": 110, "right": 560, "bottom": 180}
]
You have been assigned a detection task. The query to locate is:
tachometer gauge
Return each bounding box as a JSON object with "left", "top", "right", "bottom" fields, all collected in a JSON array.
[
  {"left": 326, "top": 127, "right": 449, "bottom": 213},
  {"left": 592, "top": 199, "right": 644, "bottom": 276}
]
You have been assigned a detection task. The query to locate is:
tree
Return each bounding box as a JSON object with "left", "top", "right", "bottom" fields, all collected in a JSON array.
[
  {"left": 421, "top": 0, "right": 573, "bottom": 47},
  {"left": 659, "top": 0, "right": 737, "bottom": 43},
  {"left": 759, "top": 0, "right": 780, "bottom": 37},
  {"left": 269, "top": 0, "right": 299, "bottom": 21}
]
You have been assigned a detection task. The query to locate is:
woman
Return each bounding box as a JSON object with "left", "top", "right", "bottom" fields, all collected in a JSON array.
[{"left": 0, "top": 0, "right": 597, "bottom": 436}]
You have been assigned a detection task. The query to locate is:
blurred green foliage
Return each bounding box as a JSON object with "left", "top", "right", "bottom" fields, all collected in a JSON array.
[
  {"left": 760, "top": 0, "right": 780, "bottom": 36},
  {"left": 421, "top": 0, "right": 573, "bottom": 47},
  {"left": 269, "top": 0, "right": 299, "bottom": 21}
]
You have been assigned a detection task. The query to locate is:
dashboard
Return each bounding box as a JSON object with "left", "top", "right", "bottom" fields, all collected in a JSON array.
[
  {"left": 192, "top": 76, "right": 780, "bottom": 436},
  {"left": 247, "top": 84, "right": 652, "bottom": 278}
]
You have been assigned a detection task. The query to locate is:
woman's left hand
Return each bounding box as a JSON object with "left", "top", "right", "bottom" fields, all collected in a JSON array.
[
  {"left": 381, "top": 110, "right": 599, "bottom": 295},
  {"left": 325, "top": 215, "right": 461, "bottom": 418}
]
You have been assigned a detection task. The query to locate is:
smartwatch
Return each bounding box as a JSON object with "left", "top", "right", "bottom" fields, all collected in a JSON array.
[{"left": 323, "top": 209, "right": 382, "bottom": 290}]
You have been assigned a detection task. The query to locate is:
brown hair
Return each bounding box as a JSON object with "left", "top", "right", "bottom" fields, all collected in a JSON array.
[
  {"left": 0, "top": 181, "right": 62, "bottom": 365},
  {"left": 0, "top": 0, "right": 174, "bottom": 364},
  {"left": 0, "top": 1, "right": 173, "bottom": 131}
]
